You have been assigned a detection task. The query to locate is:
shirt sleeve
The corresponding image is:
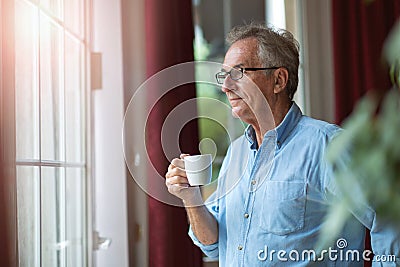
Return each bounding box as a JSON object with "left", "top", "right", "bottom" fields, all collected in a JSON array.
[{"left": 340, "top": 190, "right": 400, "bottom": 266}]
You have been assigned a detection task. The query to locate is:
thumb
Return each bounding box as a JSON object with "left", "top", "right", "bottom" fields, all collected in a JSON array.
[{"left": 180, "top": 153, "right": 190, "bottom": 159}]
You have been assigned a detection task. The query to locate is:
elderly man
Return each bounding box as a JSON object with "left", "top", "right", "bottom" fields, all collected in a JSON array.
[{"left": 165, "top": 24, "right": 399, "bottom": 266}]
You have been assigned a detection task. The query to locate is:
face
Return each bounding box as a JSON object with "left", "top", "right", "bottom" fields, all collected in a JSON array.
[{"left": 221, "top": 38, "right": 276, "bottom": 128}]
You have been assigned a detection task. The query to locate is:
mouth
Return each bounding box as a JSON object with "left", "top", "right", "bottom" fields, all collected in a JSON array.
[
  {"left": 226, "top": 92, "right": 244, "bottom": 106},
  {"left": 228, "top": 97, "right": 243, "bottom": 107},
  {"left": 227, "top": 93, "right": 242, "bottom": 101}
]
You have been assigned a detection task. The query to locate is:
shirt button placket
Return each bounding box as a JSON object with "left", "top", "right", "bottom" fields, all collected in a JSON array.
[{"left": 250, "top": 179, "right": 257, "bottom": 191}]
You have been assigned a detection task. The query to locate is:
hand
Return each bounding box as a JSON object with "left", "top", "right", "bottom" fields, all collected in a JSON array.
[{"left": 165, "top": 154, "right": 203, "bottom": 206}]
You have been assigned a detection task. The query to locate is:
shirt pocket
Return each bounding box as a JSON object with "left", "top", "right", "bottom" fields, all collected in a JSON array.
[{"left": 259, "top": 181, "right": 306, "bottom": 235}]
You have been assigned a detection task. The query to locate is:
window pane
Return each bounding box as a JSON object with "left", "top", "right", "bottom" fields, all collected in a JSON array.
[
  {"left": 65, "top": 35, "right": 85, "bottom": 163},
  {"left": 17, "top": 166, "right": 40, "bottom": 267},
  {"left": 66, "top": 168, "right": 86, "bottom": 267},
  {"left": 15, "top": 0, "right": 40, "bottom": 160},
  {"left": 40, "top": 14, "right": 65, "bottom": 161},
  {"left": 40, "top": 0, "right": 63, "bottom": 20},
  {"left": 64, "top": 0, "right": 84, "bottom": 38},
  {"left": 41, "top": 167, "right": 66, "bottom": 267}
]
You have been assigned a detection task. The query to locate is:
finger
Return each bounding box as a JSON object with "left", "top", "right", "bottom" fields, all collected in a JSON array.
[
  {"left": 166, "top": 164, "right": 174, "bottom": 178},
  {"left": 169, "top": 167, "right": 187, "bottom": 178},
  {"left": 166, "top": 162, "right": 179, "bottom": 178},
  {"left": 166, "top": 164, "right": 186, "bottom": 179},
  {"left": 167, "top": 183, "right": 190, "bottom": 195},
  {"left": 168, "top": 162, "right": 184, "bottom": 171},
  {"left": 171, "top": 158, "right": 185, "bottom": 169},
  {"left": 180, "top": 154, "right": 190, "bottom": 159},
  {"left": 166, "top": 182, "right": 190, "bottom": 190},
  {"left": 166, "top": 175, "right": 189, "bottom": 185},
  {"left": 167, "top": 164, "right": 174, "bottom": 172}
]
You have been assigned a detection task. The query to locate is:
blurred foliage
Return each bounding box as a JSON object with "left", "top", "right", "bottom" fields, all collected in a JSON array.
[
  {"left": 384, "top": 20, "right": 400, "bottom": 89},
  {"left": 321, "top": 89, "right": 400, "bottom": 248},
  {"left": 318, "top": 20, "right": 400, "bottom": 249},
  {"left": 194, "top": 37, "right": 210, "bottom": 61}
]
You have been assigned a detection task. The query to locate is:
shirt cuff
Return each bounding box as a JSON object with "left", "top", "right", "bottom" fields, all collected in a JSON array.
[{"left": 188, "top": 226, "right": 219, "bottom": 258}]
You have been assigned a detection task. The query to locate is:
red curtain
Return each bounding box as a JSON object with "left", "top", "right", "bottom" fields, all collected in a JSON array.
[
  {"left": 332, "top": 1, "right": 400, "bottom": 266},
  {"left": 332, "top": 0, "right": 400, "bottom": 125},
  {"left": 145, "top": 1, "right": 202, "bottom": 267}
]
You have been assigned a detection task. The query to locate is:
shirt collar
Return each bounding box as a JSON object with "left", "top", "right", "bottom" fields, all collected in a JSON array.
[
  {"left": 245, "top": 124, "right": 258, "bottom": 150},
  {"left": 244, "top": 102, "right": 303, "bottom": 149}
]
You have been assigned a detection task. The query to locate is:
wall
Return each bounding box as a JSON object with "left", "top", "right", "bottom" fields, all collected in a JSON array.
[{"left": 92, "top": 0, "right": 129, "bottom": 266}]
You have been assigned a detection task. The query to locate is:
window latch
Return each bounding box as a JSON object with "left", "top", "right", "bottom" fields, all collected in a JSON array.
[{"left": 93, "top": 230, "right": 112, "bottom": 250}]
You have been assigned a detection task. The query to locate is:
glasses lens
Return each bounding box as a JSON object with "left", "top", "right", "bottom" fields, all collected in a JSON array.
[
  {"left": 216, "top": 72, "right": 227, "bottom": 84},
  {"left": 230, "top": 68, "right": 243, "bottom": 80}
]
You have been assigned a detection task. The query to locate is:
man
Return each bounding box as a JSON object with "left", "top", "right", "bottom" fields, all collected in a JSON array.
[{"left": 165, "top": 24, "right": 399, "bottom": 266}]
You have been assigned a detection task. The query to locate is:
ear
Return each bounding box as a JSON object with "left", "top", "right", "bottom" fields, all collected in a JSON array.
[{"left": 273, "top": 68, "right": 289, "bottom": 94}]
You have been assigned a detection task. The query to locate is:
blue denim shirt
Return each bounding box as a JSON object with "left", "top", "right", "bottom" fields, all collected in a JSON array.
[{"left": 189, "top": 102, "right": 400, "bottom": 267}]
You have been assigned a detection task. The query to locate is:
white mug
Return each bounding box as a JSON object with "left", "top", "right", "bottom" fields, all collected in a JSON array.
[{"left": 184, "top": 154, "right": 212, "bottom": 186}]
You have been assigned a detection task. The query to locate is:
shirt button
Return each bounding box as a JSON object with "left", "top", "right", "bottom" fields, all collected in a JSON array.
[
  {"left": 244, "top": 213, "right": 249, "bottom": 218},
  {"left": 251, "top": 180, "right": 257, "bottom": 185},
  {"left": 238, "top": 245, "right": 243, "bottom": 250}
]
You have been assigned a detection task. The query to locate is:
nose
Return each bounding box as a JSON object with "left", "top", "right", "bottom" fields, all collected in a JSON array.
[{"left": 221, "top": 77, "right": 236, "bottom": 93}]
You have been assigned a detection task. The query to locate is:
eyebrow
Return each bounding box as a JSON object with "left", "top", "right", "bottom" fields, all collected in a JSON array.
[{"left": 220, "top": 64, "right": 244, "bottom": 72}]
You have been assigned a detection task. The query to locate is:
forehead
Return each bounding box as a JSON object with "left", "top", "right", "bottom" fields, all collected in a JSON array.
[{"left": 223, "top": 38, "right": 259, "bottom": 68}]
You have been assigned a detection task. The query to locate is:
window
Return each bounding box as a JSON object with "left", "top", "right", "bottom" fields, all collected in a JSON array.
[
  {"left": 192, "top": 0, "right": 306, "bottom": 196},
  {"left": 14, "top": 0, "right": 89, "bottom": 266}
]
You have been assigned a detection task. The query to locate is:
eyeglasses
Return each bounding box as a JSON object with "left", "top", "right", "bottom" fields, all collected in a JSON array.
[{"left": 215, "top": 67, "right": 281, "bottom": 84}]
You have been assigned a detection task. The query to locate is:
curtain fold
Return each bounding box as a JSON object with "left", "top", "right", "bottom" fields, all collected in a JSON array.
[
  {"left": 145, "top": 1, "right": 202, "bottom": 267},
  {"left": 332, "top": 1, "right": 400, "bottom": 266},
  {"left": 332, "top": 0, "right": 400, "bottom": 124}
]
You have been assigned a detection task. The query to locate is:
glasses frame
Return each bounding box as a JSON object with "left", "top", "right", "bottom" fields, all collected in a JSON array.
[{"left": 215, "top": 67, "right": 281, "bottom": 84}]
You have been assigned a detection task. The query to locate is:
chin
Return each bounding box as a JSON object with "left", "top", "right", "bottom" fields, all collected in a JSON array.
[
  {"left": 231, "top": 109, "right": 240, "bottom": 118},
  {"left": 231, "top": 108, "right": 249, "bottom": 122},
  {"left": 231, "top": 108, "right": 255, "bottom": 125}
]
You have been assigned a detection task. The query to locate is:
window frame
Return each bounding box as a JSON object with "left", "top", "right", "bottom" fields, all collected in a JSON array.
[
  {"left": 2, "top": 0, "right": 94, "bottom": 265},
  {"left": 0, "top": 0, "right": 18, "bottom": 265}
]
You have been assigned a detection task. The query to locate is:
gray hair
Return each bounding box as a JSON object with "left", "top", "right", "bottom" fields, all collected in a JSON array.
[{"left": 226, "top": 23, "right": 300, "bottom": 99}]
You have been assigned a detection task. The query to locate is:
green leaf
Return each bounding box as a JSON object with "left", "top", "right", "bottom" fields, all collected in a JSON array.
[
  {"left": 321, "top": 89, "right": 400, "bottom": 251},
  {"left": 384, "top": 20, "right": 400, "bottom": 66},
  {"left": 315, "top": 201, "right": 350, "bottom": 252},
  {"left": 384, "top": 21, "right": 400, "bottom": 88}
]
